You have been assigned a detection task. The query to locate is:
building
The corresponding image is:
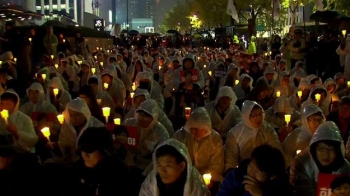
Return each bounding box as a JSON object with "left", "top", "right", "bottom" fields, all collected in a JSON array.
[
  {"left": 283, "top": 2, "right": 314, "bottom": 34},
  {"left": 131, "top": 18, "right": 154, "bottom": 32}
]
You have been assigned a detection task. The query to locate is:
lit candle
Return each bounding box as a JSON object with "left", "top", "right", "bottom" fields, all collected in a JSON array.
[
  {"left": 53, "top": 88, "right": 59, "bottom": 97},
  {"left": 158, "top": 65, "right": 161, "bottom": 70},
  {"left": 208, "top": 71, "right": 212, "bottom": 76},
  {"left": 347, "top": 81, "right": 350, "bottom": 86},
  {"left": 13, "top": 58, "right": 17, "bottom": 62},
  {"left": 54, "top": 64, "right": 58, "bottom": 69},
  {"left": 50, "top": 55, "right": 54, "bottom": 59},
  {"left": 276, "top": 91, "right": 281, "bottom": 98},
  {"left": 203, "top": 174, "right": 212, "bottom": 186},
  {"left": 91, "top": 68, "right": 96, "bottom": 74},
  {"left": 235, "top": 80, "right": 239, "bottom": 85},
  {"left": 96, "top": 47, "right": 99, "bottom": 50},
  {"left": 41, "top": 127, "right": 51, "bottom": 139},
  {"left": 29, "top": 37, "right": 32, "bottom": 42},
  {"left": 103, "top": 83, "right": 109, "bottom": 89},
  {"left": 78, "top": 60, "right": 82, "bottom": 65},
  {"left": 63, "top": 39, "right": 66, "bottom": 43},
  {"left": 315, "top": 93, "right": 321, "bottom": 102},
  {"left": 100, "top": 62, "right": 104, "bottom": 67},
  {"left": 204, "top": 65, "right": 206, "bottom": 69},
  {"left": 0, "top": 61, "right": 2, "bottom": 64},
  {"left": 107, "top": 50, "right": 110, "bottom": 53},
  {"left": 94, "top": 55, "right": 97, "bottom": 59},
  {"left": 130, "top": 92, "right": 135, "bottom": 98},
  {"left": 96, "top": 99, "right": 102, "bottom": 105},
  {"left": 1, "top": 109, "right": 9, "bottom": 124},
  {"left": 132, "top": 83, "right": 136, "bottom": 91},
  {"left": 102, "top": 107, "right": 111, "bottom": 123},
  {"left": 296, "top": 150, "right": 301, "bottom": 155},
  {"left": 57, "top": 114, "right": 64, "bottom": 124},
  {"left": 41, "top": 74, "right": 46, "bottom": 80},
  {"left": 185, "top": 107, "right": 191, "bottom": 119},
  {"left": 297, "top": 91, "right": 302, "bottom": 98},
  {"left": 114, "top": 118, "right": 121, "bottom": 125},
  {"left": 342, "top": 30, "right": 347, "bottom": 36},
  {"left": 264, "top": 52, "right": 268, "bottom": 56},
  {"left": 285, "top": 114, "right": 291, "bottom": 126},
  {"left": 269, "top": 51, "right": 272, "bottom": 55}
]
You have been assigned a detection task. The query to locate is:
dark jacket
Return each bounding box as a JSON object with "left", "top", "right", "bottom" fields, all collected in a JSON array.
[{"left": 327, "top": 111, "right": 350, "bottom": 144}]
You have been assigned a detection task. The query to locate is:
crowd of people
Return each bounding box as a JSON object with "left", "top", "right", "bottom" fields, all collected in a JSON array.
[{"left": 1, "top": 24, "right": 350, "bottom": 196}]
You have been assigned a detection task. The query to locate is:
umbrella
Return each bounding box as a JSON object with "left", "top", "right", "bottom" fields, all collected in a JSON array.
[
  {"left": 198, "top": 30, "right": 210, "bottom": 35},
  {"left": 128, "top": 30, "right": 139, "bottom": 36},
  {"left": 310, "top": 10, "right": 339, "bottom": 23},
  {"left": 41, "top": 20, "right": 66, "bottom": 28},
  {"left": 167, "top": 30, "right": 179, "bottom": 35}
]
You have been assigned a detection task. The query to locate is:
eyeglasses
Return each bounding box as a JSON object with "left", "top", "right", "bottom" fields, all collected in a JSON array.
[{"left": 317, "top": 147, "right": 336, "bottom": 155}]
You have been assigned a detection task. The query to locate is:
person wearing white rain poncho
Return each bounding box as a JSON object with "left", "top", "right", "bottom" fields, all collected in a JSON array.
[
  {"left": 100, "top": 69, "right": 126, "bottom": 108},
  {"left": 19, "top": 82, "right": 57, "bottom": 116},
  {"left": 265, "top": 96, "right": 301, "bottom": 142},
  {"left": 324, "top": 78, "right": 340, "bottom": 104},
  {"left": 301, "top": 85, "right": 331, "bottom": 117},
  {"left": 290, "top": 121, "right": 350, "bottom": 196},
  {"left": 173, "top": 107, "right": 224, "bottom": 182},
  {"left": 58, "top": 98, "right": 104, "bottom": 162},
  {"left": 283, "top": 104, "right": 325, "bottom": 167},
  {"left": 224, "top": 101, "right": 282, "bottom": 171},
  {"left": 123, "top": 99, "right": 170, "bottom": 171},
  {"left": 45, "top": 77, "right": 71, "bottom": 112},
  {"left": 232, "top": 74, "right": 253, "bottom": 101},
  {"left": 124, "top": 88, "right": 174, "bottom": 136},
  {"left": 219, "top": 63, "right": 240, "bottom": 88},
  {"left": 336, "top": 34, "right": 350, "bottom": 80},
  {"left": 139, "top": 139, "right": 210, "bottom": 196},
  {"left": 260, "top": 65, "right": 278, "bottom": 88},
  {"left": 88, "top": 75, "right": 115, "bottom": 111},
  {"left": 289, "top": 78, "right": 310, "bottom": 111},
  {"left": 274, "top": 71, "right": 295, "bottom": 97},
  {"left": 204, "top": 86, "right": 241, "bottom": 139},
  {"left": 0, "top": 90, "right": 38, "bottom": 152},
  {"left": 135, "top": 71, "right": 164, "bottom": 110}
]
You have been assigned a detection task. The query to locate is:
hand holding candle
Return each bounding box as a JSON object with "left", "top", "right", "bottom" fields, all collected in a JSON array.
[
  {"left": 41, "top": 127, "right": 51, "bottom": 141},
  {"left": 203, "top": 174, "right": 212, "bottom": 186},
  {"left": 102, "top": 107, "right": 111, "bottom": 123},
  {"left": 1, "top": 109, "right": 9, "bottom": 124}
]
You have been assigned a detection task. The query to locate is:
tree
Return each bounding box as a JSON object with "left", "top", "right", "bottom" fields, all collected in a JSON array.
[
  {"left": 325, "top": 0, "right": 350, "bottom": 15},
  {"left": 192, "top": 0, "right": 231, "bottom": 28},
  {"left": 162, "top": 3, "right": 192, "bottom": 34}
]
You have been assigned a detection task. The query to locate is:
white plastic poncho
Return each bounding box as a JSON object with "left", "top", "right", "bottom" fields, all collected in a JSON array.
[
  {"left": 219, "top": 63, "right": 241, "bottom": 88},
  {"left": 46, "top": 66, "right": 69, "bottom": 91},
  {"left": 124, "top": 89, "right": 173, "bottom": 136},
  {"left": 19, "top": 82, "right": 57, "bottom": 116},
  {"left": 301, "top": 85, "right": 331, "bottom": 116},
  {"left": 265, "top": 96, "right": 301, "bottom": 129},
  {"left": 283, "top": 104, "right": 325, "bottom": 167},
  {"left": 204, "top": 86, "right": 242, "bottom": 138},
  {"left": 135, "top": 71, "right": 164, "bottom": 109},
  {"left": 262, "top": 65, "right": 278, "bottom": 88},
  {"left": 139, "top": 139, "right": 210, "bottom": 196},
  {"left": 101, "top": 69, "right": 126, "bottom": 108},
  {"left": 324, "top": 78, "right": 340, "bottom": 102},
  {"left": 232, "top": 74, "right": 253, "bottom": 100},
  {"left": 89, "top": 75, "right": 115, "bottom": 110},
  {"left": 292, "top": 121, "right": 350, "bottom": 196},
  {"left": 225, "top": 100, "right": 282, "bottom": 170},
  {"left": 289, "top": 78, "right": 310, "bottom": 111},
  {"left": 274, "top": 71, "right": 295, "bottom": 97},
  {"left": 173, "top": 107, "right": 224, "bottom": 181},
  {"left": 0, "top": 90, "right": 38, "bottom": 152},
  {"left": 123, "top": 99, "right": 170, "bottom": 170},
  {"left": 58, "top": 98, "right": 105, "bottom": 161},
  {"left": 336, "top": 36, "right": 350, "bottom": 80},
  {"left": 45, "top": 77, "right": 72, "bottom": 112}
]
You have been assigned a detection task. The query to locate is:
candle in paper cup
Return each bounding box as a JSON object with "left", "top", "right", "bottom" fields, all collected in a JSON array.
[
  {"left": 132, "top": 83, "right": 136, "bottom": 91},
  {"left": 130, "top": 92, "right": 135, "bottom": 98},
  {"left": 235, "top": 80, "right": 239, "bottom": 85},
  {"left": 78, "top": 60, "right": 82, "bottom": 65},
  {"left": 1, "top": 109, "right": 9, "bottom": 119},
  {"left": 96, "top": 47, "right": 99, "bottom": 50},
  {"left": 91, "top": 68, "right": 96, "bottom": 74},
  {"left": 41, "top": 127, "right": 51, "bottom": 138},
  {"left": 185, "top": 107, "right": 191, "bottom": 118},
  {"left": 57, "top": 114, "right": 64, "bottom": 124},
  {"left": 203, "top": 174, "right": 212, "bottom": 186},
  {"left": 342, "top": 30, "right": 347, "bottom": 36},
  {"left": 269, "top": 51, "right": 272, "bottom": 55},
  {"left": 204, "top": 65, "right": 206, "bottom": 69},
  {"left": 53, "top": 88, "right": 59, "bottom": 97},
  {"left": 315, "top": 93, "right": 321, "bottom": 102},
  {"left": 13, "top": 58, "right": 17, "bottom": 62},
  {"left": 63, "top": 39, "right": 66, "bottom": 43},
  {"left": 50, "top": 55, "right": 54, "bottom": 59},
  {"left": 296, "top": 150, "right": 301, "bottom": 155},
  {"left": 96, "top": 99, "right": 102, "bottom": 105},
  {"left": 0, "top": 61, "right": 2, "bottom": 64},
  {"left": 276, "top": 91, "right": 281, "bottom": 98},
  {"left": 29, "top": 38, "right": 32, "bottom": 42},
  {"left": 264, "top": 52, "right": 267, "bottom": 56},
  {"left": 347, "top": 81, "right": 350, "bottom": 86},
  {"left": 41, "top": 74, "right": 46, "bottom": 80},
  {"left": 54, "top": 64, "right": 58, "bottom": 69},
  {"left": 102, "top": 107, "right": 111, "bottom": 117},
  {"left": 114, "top": 118, "right": 121, "bottom": 125},
  {"left": 103, "top": 83, "right": 109, "bottom": 89},
  {"left": 284, "top": 114, "right": 291, "bottom": 126},
  {"left": 94, "top": 55, "right": 97, "bottom": 59},
  {"left": 297, "top": 91, "right": 302, "bottom": 98},
  {"left": 208, "top": 71, "right": 212, "bottom": 76},
  {"left": 107, "top": 50, "right": 110, "bottom": 53},
  {"left": 100, "top": 62, "right": 104, "bottom": 66}
]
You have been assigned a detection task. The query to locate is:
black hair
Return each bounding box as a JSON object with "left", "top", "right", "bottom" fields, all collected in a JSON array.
[
  {"left": 1, "top": 92, "right": 18, "bottom": 105},
  {"left": 136, "top": 110, "right": 153, "bottom": 118},
  {"left": 331, "top": 176, "right": 350, "bottom": 191},
  {"left": 79, "top": 85, "right": 96, "bottom": 100},
  {"left": 251, "top": 145, "right": 286, "bottom": 177},
  {"left": 0, "top": 67, "right": 8, "bottom": 75},
  {"left": 311, "top": 88, "right": 327, "bottom": 100},
  {"left": 79, "top": 85, "right": 105, "bottom": 123},
  {"left": 101, "top": 73, "right": 113, "bottom": 80},
  {"left": 339, "top": 96, "right": 350, "bottom": 107},
  {"left": 109, "top": 57, "right": 117, "bottom": 63},
  {"left": 88, "top": 77, "right": 98, "bottom": 85},
  {"left": 113, "top": 126, "right": 129, "bottom": 137},
  {"left": 78, "top": 127, "right": 113, "bottom": 155},
  {"left": 156, "top": 145, "right": 186, "bottom": 164},
  {"left": 310, "top": 140, "right": 344, "bottom": 173},
  {"left": 310, "top": 78, "right": 320, "bottom": 85}
]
